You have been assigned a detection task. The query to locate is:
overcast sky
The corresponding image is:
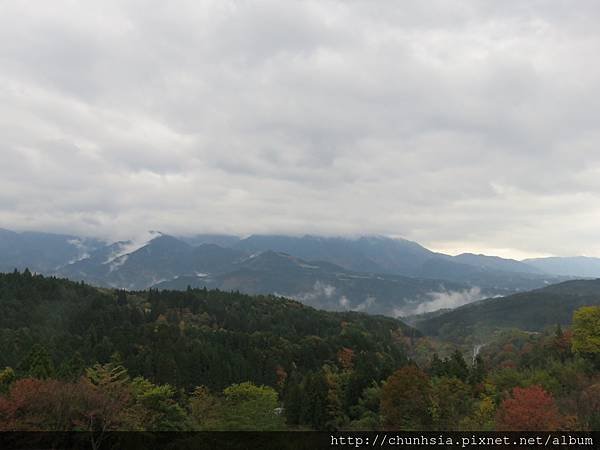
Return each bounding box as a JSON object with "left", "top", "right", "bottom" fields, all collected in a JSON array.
[{"left": 1, "top": 1, "right": 600, "bottom": 258}]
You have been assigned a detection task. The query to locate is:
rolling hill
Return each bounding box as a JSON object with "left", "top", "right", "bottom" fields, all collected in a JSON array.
[
  {"left": 413, "top": 279, "right": 600, "bottom": 341},
  {"left": 0, "top": 270, "right": 417, "bottom": 392}
]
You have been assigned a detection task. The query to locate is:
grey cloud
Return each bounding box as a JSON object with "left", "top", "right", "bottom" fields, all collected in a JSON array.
[
  {"left": 352, "top": 296, "right": 376, "bottom": 313},
  {"left": 396, "top": 287, "right": 484, "bottom": 317},
  {"left": 1, "top": 1, "right": 600, "bottom": 256}
]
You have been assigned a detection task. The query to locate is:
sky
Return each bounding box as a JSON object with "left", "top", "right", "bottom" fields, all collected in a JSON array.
[{"left": 1, "top": 0, "right": 600, "bottom": 259}]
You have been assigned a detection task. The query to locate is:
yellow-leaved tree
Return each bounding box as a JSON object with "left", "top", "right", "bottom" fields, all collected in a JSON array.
[{"left": 572, "top": 306, "right": 600, "bottom": 355}]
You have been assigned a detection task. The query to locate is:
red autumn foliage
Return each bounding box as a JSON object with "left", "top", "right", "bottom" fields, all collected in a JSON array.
[
  {"left": 0, "top": 377, "right": 133, "bottom": 432},
  {"left": 499, "top": 360, "right": 517, "bottom": 369},
  {"left": 0, "top": 378, "right": 78, "bottom": 431},
  {"left": 501, "top": 343, "right": 516, "bottom": 354},
  {"left": 337, "top": 347, "right": 355, "bottom": 370},
  {"left": 554, "top": 330, "right": 573, "bottom": 356},
  {"left": 275, "top": 366, "right": 288, "bottom": 388},
  {"left": 519, "top": 343, "right": 534, "bottom": 357},
  {"left": 496, "top": 385, "right": 562, "bottom": 431}
]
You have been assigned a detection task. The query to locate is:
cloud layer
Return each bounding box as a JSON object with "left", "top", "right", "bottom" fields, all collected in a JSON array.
[
  {"left": 396, "top": 287, "right": 484, "bottom": 317},
  {"left": 2, "top": 1, "right": 600, "bottom": 257}
]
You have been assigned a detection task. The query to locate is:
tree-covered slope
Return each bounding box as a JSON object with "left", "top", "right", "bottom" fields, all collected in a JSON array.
[
  {"left": 414, "top": 279, "right": 600, "bottom": 340},
  {"left": 0, "top": 271, "right": 416, "bottom": 391},
  {"left": 4, "top": 271, "right": 600, "bottom": 433}
]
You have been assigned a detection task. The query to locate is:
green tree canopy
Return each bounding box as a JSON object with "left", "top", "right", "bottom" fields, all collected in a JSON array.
[
  {"left": 572, "top": 306, "right": 600, "bottom": 355},
  {"left": 218, "top": 382, "right": 284, "bottom": 431}
]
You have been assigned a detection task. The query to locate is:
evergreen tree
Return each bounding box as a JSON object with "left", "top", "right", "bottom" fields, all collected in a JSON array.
[
  {"left": 56, "top": 353, "right": 86, "bottom": 381},
  {"left": 468, "top": 355, "right": 486, "bottom": 385},
  {"left": 447, "top": 350, "right": 469, "bottom": 382},
  {"left": 299, "top": 371, "right": 329, "bottom": 430},
  {"left": 19, "top": 344, "right": 55, "bottom": 379},
  {"left": 283, "top": 373, "right": 303, "bottom": 426},
  {"left": 430, "top": 353, "right": 445, "bottom": 377}
]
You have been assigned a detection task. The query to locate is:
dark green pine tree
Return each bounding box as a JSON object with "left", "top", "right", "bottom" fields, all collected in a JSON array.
[
  {"left": 299, "top": 371, "right": 329, "bottom": 430},
  {"left": 56, "top": 352, "right": 86, "bottom": 381},
  {"left": 283, "top": 372, "right": 303, "bottom": 426},
  {"left": 116, "top": 290, "right": 128, "bottom": 306},
  {"left": 468, "top": 355, "right": 486, "bottom": 385},
  {"left": 447, "top": 350, "right": 469, "bottom": 382},
  {"left": 344, "top": 352, "right": 382, "bottom": 414},
  {"left": 19, "top": 344, "right": 55, "bottom": 379},
  {"left": 430, "top": 353, "right": 446, "bottom": 377}
]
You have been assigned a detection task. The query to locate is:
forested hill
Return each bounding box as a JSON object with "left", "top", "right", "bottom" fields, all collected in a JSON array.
[
  {"left": 414, "top": 278, "right": 600, "bottom": 340},
  {"left": 0, "top": 270, "right": 416, "bottom": 392},
  {"left": 5, "top": 271, "right": 600, "bottom": 432}
]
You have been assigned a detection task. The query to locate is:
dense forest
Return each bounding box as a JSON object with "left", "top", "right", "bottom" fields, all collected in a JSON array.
[{"left": 1, "top": 271, "right": 600, "bottom": 431}]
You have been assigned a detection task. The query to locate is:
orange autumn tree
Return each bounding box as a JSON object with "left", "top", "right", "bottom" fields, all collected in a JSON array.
[
  {"left": 337, "top": 347, "right": 355, "bottom": 370},
  {"left": 381, "top": 365, "right": 431, "bottom": 430},
  {"left": 496, "top": 385, "right": 562, "bottom": 431}
]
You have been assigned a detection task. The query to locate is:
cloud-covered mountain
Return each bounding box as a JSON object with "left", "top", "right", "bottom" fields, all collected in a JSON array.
[
  {"left": 232, "top": 235, "right": 435, "bottom": 275},
  {"left": 52, "top": 232, "right": 477, "bottom": 316},
  {"left": 0, "top": 228, "right": 576, "bottom": 316},
  {"left": 228, "top": 234, "right": 565, "bottom": 293},
  {"left": 0, "top": 228, "right": 104, "bottom": 273},
  {"left": 58, "top": 234, "right": 245, "bottom": 290},
  {"left": 178, "top": 234, "right": 242, "bottom": 248}
]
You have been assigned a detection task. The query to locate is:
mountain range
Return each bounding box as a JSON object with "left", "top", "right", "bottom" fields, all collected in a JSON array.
[{"left": 2, "top": 228, "right": 598, "bottom": 316}]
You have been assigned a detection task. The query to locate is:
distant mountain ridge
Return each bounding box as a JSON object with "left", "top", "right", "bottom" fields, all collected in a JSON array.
[
  {"left": 152, "top": 250, "right": 471, "bottom": 316},
  {"left": 453, "top": 253, "right": 543, "bottom": 274},
  {"left": 0, "top": 228, "right": 582, "bottom": 316},
  {"left": 231, "top": 234, "right": 437, "bottom": 275},
  {"left": 226, "top": 235, "right": 570, "bottom": 293},
  {"left": 524, "top": 256, "right": 600, "bottom": 278}
]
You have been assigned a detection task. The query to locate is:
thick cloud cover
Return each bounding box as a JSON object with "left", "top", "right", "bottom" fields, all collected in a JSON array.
[{"left": 1, "top": 1, "right": 600, "bottom": 257}]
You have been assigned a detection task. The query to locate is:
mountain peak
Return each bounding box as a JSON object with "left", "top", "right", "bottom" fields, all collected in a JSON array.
[{"left": 144, "top": 234, "right": 191, "bottom": 251}]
